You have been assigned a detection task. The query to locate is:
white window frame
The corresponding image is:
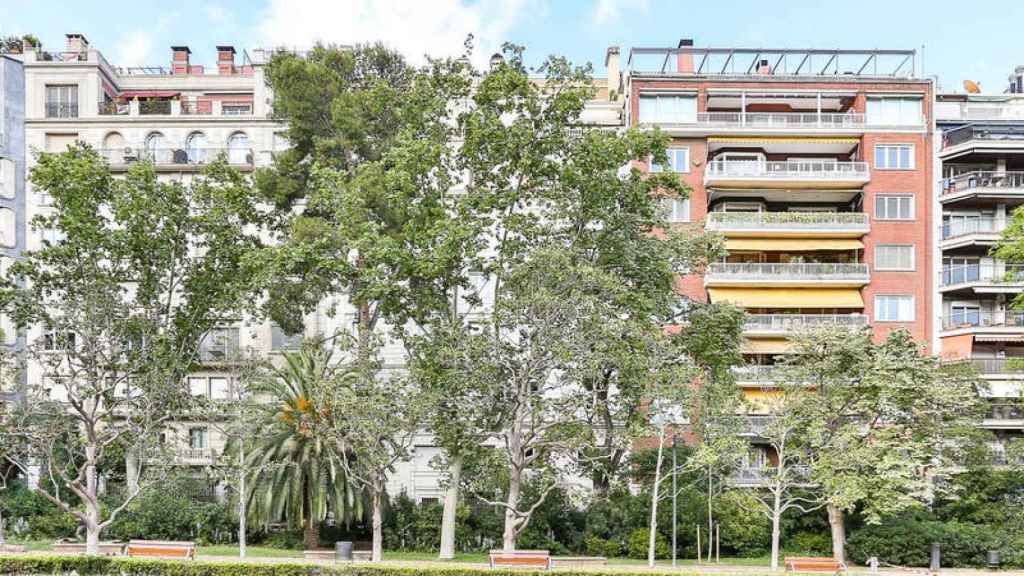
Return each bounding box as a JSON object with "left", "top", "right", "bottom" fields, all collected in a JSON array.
[
  {"left": 188, "top": 427, "right": 209, "bottom": 450},
  {"left": 874, "top": 244, "right": 915, "bottom": 271},
  {"left": 637, "top": 93, "right": 697, "bottom": 124},
  {"left": 662, "top": 197, "right": 690, "bottom": 223},
  {"left": 650, "top": 147, "right": 690, "bottom": 174},
  {"left": 874, "top": 295, "right": 915, "bottom": 322},
  {"left": 874, "top": 194, "right": 914, "bottom": 221},
  {"left": 874, "top": 144, "right": 915, "bottom": 170}
]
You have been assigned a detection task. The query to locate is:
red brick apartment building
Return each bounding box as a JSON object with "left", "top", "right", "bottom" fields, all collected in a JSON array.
[{"left": 609, "top": 41, "right": 933, "bottom": 462}]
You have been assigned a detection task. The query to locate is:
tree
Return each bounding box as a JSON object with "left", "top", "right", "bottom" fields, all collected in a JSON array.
[
  {"left": 244, "top": 343, "right": 360, "bottom": 551},
  {"left": 0, "top": 147, "right": 265, "bottom": 555},
  {"left": 774, "top": 326, "right": 984, "bottom": 564}
]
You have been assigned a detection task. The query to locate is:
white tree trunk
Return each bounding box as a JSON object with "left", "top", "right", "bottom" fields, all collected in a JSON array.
[
  {"left": 770, "top": 488, "right": 782, "bottom": 571},
  {"left": 125, "top": 451, "right": 140, "bottom": 495},
  {"left": 238, "top": 445, "right": 247, "bottom": 558},
  {"left": 439, "top": 455, "right": 462, "bottom": 559},
  {"left": 648, "top": 430, "right": 665, "bottom": 568},
  {"left": 85, "top": 445, "right": 101, "bottom": 556},
  {"left": 502, "top": 467, "right": 521, "bottom": 552},
  {"left": 827, "top": 504, "right": 845, "bottom": 563},
  {"left": 372, "top": 487, "right": 383, "bottom": 562}
]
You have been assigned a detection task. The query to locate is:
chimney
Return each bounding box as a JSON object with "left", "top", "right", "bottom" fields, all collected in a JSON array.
[
  {"left": 676, "top": 38, "right": 694, "bottom": 74},
  {"left": 758, "top": 58, "right": 772, "bottom": 75},
  {"left": 217, "top": 45, "right": 236, "bottom": 75},
  {"left": 1010, "top": 66, "right": 1024, "bottom": 94},
  {"left": 489, "top": 53, "right": 504, "bottom": 71},
  {"left": 605, "top": 46, "right": 620, "bottom": 100},
  {"left": 171, "top": 46, "right": 191, "bottom": 74},
  {"left": 65, "top": 33, "right": 89, "bottom": 53}
]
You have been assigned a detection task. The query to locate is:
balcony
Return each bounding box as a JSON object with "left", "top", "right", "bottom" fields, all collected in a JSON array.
[
  {"left": 943, "top": 310, "right": 1024, "bottom": 332},
  {"left": 729, "top": 465, "right": 813, "bottom": 487},
  {"left": 985, "top": 404, "right": 1024, "bottom": 429},
  {"left": 732, "top": 365, "right": 782, "bottom": 386},
  {"left": 647, "top": 112, "right": 867, "bottom": 136},
  {"left": 941, "top": 124, "right": 1024, "bottom": 157},
  {"left": 941, "top": 172, "right": 1024, "bottom": 204},
  {"left": 706, "top": 262, "right": 870, "bottom": 287},
  {"left": 100, "top": 147, "right": 255, "bottom": 170},
  {"left": 178, "top": 448, "right": 214, "bottom": 465},
  {"left": 197, "top": 328, "right": 240, "bottom": 364},
  {"left": 939, "top": 263, "right": 1024, "bottom": 293},
  {"left": 941, "top": 217, "right": 1003, "bottom": 249},
  {"left": 705, "top": 160, "right": 870, "bottom": 189},
  {"left": 745, "top": 313, "right": 868, "bottom": 336},
  {"left": 706, "top": 212, "right": 869, "bottom": 238},
  {"left": 740, "top": 415, "right": 775, "bottom": 437},
  {"left": 139, "top": 100, "right": 172, "bottom": 115}
]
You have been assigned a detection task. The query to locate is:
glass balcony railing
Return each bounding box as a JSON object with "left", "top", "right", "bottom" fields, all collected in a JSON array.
[
  {"left": 942, "top": 171, "right": 1024, "bottom": 197},
  {"left": 942, "top": 217, "right": 1002, "bottom": 240},
  {"left": 745, "top": 313, "right": 869, "bottom": 333},
  {"left": 708, "top": 262, "right": 869, "bottom": 283},
  {"left": 707, "top": 211, "right": 869, "bottom": 232},
  {"left": 940, "top": 263, "right": 1024, "bottom": 287},
  {"left": 943, "top": 125, "right": 1024, "bottom": 149},
  {"left": 706, "top": 160, "right": 869, "bottom": 181}
]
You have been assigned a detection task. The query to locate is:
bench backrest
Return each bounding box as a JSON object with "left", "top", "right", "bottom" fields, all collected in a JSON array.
[{"left": 126, "top": 540, "right": 196, "bottom": 559}]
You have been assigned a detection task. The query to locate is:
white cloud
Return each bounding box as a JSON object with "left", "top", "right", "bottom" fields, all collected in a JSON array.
[
  {"left": 591, "top": 0, "right": 648, "bottom": 26},
  {"left": 255, "top": 0, "right": 533, "bottom": 68},
  {"left": 113, "top": 29, "right": 154, "bottom": 68}
]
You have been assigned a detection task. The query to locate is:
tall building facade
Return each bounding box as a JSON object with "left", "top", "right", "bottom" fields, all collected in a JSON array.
[
  {"left": 620, "top": 41, "right": 934, "bottom": 472},
  {"left": 0, "top": 53, "right": 26, "bottom": 363},
  {"left": 935, "top": 90, "right": 1024, "bottom": 461}
]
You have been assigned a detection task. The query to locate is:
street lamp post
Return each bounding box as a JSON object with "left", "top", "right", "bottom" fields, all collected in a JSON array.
[{"left": 671, "top": 434, "right": 677, "bottom": 567}]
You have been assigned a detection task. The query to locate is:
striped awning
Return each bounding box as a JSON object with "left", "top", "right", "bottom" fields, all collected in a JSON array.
[
  {"left": 725, "top": 238, "right": 864, "bottom": 251},
  {"left": 708, "top": 287, "right": 864, "bottom": 308},
  {"left": 975, "top": 335, "right": 1024, "bottom": 343}
]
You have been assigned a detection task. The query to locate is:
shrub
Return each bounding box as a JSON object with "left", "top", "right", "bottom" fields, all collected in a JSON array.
[
  {"left": 0, "top": 481, "right": 78, "bottom": 539},
  {"left": 847, "top": 516, "right": 997, "bottom": 568},
  {"left": 626, "top": 528, "right": 669, "bottom": 560},
  {"left": 785, "top": 532, "right": 832, "bottom": 556},
  {"left": 583, "top": 534, "right": 622, "bottom": 558},
  {"left": 107, "top": 476, "right": 236, "bottom": 545}
]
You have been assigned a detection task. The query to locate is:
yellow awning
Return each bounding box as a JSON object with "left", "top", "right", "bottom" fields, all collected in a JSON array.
[
  {"left": 708, "top": 287, "right": 864, "bottom": 308},
  {"left": 743, "top": 339, "right": 791, "bottom": 354},
  {"left": 725, "top": 238, "right": 864, "bottom": 251},
  {"left": 707, "top": 136, "right": 861, "bottom": 145}
]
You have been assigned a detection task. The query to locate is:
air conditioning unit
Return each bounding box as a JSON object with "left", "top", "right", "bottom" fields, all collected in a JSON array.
[{"left": 123, "top": 147, "right": 138, "bottom": 163}]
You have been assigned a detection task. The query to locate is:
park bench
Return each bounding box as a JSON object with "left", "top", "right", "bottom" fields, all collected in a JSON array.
[
  {"left": 52, "top": 541, "right": 125, "bottom": 556},
  {"left": 550, "top": 556, "right": 607, "bottom": 568},
  {"left": 126, "top": 540, "right": 196, "bottom": 560},
  {"left": 784, "top": 556, "right": 846, "bottom": 574},
  {"left": 489, "top": 550, "right": 551, "bottom": 570},
  {"left": 0, "top": 544, "right": 26, "bottom": 554}
]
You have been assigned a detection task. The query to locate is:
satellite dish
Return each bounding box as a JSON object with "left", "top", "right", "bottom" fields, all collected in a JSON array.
[{"left": 964, "top": 80, "right": 981, "bottom": 93}]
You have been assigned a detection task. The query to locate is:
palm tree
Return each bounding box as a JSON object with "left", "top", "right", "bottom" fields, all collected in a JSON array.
[{"left": 244, "top": 342, "right": 361, "bottom": 550}]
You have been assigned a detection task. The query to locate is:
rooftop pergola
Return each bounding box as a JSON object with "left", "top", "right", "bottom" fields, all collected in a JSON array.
[{"left": 627, "top": 47, "right": 918, "bottom": 79}]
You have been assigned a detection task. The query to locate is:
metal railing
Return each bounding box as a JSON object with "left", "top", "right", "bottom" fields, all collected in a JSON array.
[
  {"left": 944, "top": 310, "right": 1024, "bottom": 330},
  {"left": 697, "top": 111, "right": 865, "bottom": 128},
  {"left": 139, "top": 100, "right": 172, "bottom": 115},
  {"left": 942, "top": 171, "right": 1024, "bottom": 196},
  {"left": 179, "top": 448, "right": 213, "bottom": 462},
  {"left": 45, "top": 102, "right": 78, "bottom": 118},
  {"left": 970, "top": 357, "right": 1024, "bottom": 375},
  {"left": 940, "top": 263, "right": 1024, "bottom": 287},
  {"left": 37, "top": 50, "right": 88, "bottom": 62},
  {"left": 627, "top": 47, "right": 917, "bottom": 78},
  {"left": 111, "top": 147, "right": 255, "bottom": 166},
  {"left": 221, "top": 102, "right": 253, "bottom": 115},
  {"left": 942, "top": 217, "right": 1001, "bottom": 240},
  {"left": 707, "top": 211, "right": 868, "bottom": 231},
  {"left": 708, "top": 262, "right": 869, "bottom": 281},
  {"left": 943, "top": 124, "right": 1024, "bottom": 149},
  {"left": 706, "top": 160, "right": 869, "bottom": 180},
  {"left": 732, "top": 365, "right": 782, "bottom": 384},
  {"left": 745, "top": 313, "right": 869, "bottom": 332}
]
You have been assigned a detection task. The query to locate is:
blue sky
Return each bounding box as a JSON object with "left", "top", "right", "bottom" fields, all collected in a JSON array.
[{"left": 3, "top": 0, "right": 1022, "bottom": 93}]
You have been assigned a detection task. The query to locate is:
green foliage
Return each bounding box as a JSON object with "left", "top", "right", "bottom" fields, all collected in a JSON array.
[
  {"left": 0, "top": 481, "right": 77, "bottom": 539},
  {"left": 715, "top": 491, "right": 771, "bottom": 558},
  {"left": 583, "top": 534, "right": 621, "bottom": 558},
  {"left": 847, "top": 514, "right": 996, "bottom": 568},
  {"left": 107, "top": 477, "right": 235, "bottom": 545},
  {"left": 785, "top": 532, "right": 832, "bottom": 556},
  {"left": 626, "top": 528, "right": 669, "bottom": 560}
]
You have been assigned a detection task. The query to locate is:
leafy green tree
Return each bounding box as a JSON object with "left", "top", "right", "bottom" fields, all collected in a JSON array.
[
  {"left": 0, "top": 147, "right": 264, "bottom": 555},
  {"left": 774, "top": 327, "right": 984, "bottom": 563},
  {"left": 244, "top": 343, "right": 360, "bottom": 550}
]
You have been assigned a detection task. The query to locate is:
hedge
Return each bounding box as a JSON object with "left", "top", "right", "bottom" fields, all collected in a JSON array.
[{"left": 0, "top": 556, "right": 707, "bottom": 576}]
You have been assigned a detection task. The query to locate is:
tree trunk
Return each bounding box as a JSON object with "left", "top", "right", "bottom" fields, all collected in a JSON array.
[
  {"left": 706, "top": 469, "right": 713, "bottom": 562},
  {"left": 125, "top": 451, "right": 140, "bottom": 495},
  {"left": 303, "top": 515, "right": 320, "bottom": 550},
  {"left": 648, "top": 430, "right": 665, "bottom": 568},
  {"left": 439, "top": 455, "right": 462, "bottom": 560},
  {"left": 371, "top": 486, "right": 383, "bottom": 562},
  {"left": 827, "top": 504, "right": 845, "bottom": 563},
  {"left": 0, "top": 506, "right": 6, "bottom": 546},
  {"left": 502, "top": 466, "right": 522, "bottom": 552},
  {"left": 85, "top": 445, "right": 101, "bottom": 556},
  {"left": 238, "top": 445, "right": 247, "bottom": 558},
  {"left": 770, "top": 489, "right": 782, "bottom": 571}
]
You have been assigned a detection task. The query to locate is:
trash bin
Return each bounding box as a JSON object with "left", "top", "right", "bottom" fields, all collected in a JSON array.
[
  {"left": 336, "top": 541, "right": 353, "bottom": 561},
  {"left": 988, "top": 550, "right": 1001, "bottom": 570},
  {"left": 930, "top": 542, "right": 941, "bottom": 572}
]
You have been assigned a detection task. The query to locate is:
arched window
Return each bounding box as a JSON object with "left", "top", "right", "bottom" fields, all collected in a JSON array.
[
  {"left": 144, "top": 132, "right": 164, "bottom": 163},
  {"left": 186, "top": 131, "right": 208, "bottom": 164},
  {"left": 227, "top": 131, "right": 250, "bottom": 165},
  {"left": 102, "top": 132, "right": 125, "bottom": 164}
]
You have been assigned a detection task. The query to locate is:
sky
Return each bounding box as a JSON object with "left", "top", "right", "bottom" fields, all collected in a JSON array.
[{"left": 2, "top": 0, "right": 1022, "bottom": 93}]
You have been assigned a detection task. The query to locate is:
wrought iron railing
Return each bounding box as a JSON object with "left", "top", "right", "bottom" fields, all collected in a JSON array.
[
  {"left": 732, "top": 365, "right": 782, "bottom": 384},
  {"left": 940, "top": 263, "right": 1024, "bottom": 287},
  {"left": 941, "top": 171, "right": 1024, "bottom": 196},
  {"left": 708, "top": 262, "right": 869, "bottom": 281},
  {"left": 45, "top": 102, "right": 78, "bottom": 118},
  {"left": 706, "top": 160, "right": 869, "bottom": 180},
  {"left": 745, "top": 313, "right": 869, "bottom": 332},
  {"left": 707, "top": 211, "right": 868, "bottom": 230}
]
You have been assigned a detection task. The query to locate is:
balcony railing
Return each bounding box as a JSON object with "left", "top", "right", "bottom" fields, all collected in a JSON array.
[
  {"left": 708, "top": 262, "right": 869, "bottom": 282},
  {"left": 940, "top": 263, "right": 1024, "bottom": 287},
  {"left": 179, "top": 448, "right": 213, "bottom": 463},
  {"left": 697, "top": 111, "right": 866, "bottom": 129},
  {"left": 705, "top": 160, "right": 869, "bottom": 181},
  {"left": 100, "top": 147, "right": 255, "bottom": 167},
  {"left": 943, "top": 124, "right": 1024, "bottom": 149},
  {"left": 970, "top": 357, "right": 1024, "bottom": 375},
  {"left": 707, "top": 211, "right": 869, "bottom": 232},
  {"left": 732, "top": 365, "right": 782, "bottom": 384},
  {"left": 180, "top": 100, "right": 213, "bottom": 115},
  {"left": 139, "top": 100, "right": 173, "bottom": 115},
  {"left": 989, "top": 404, "right": 1024, "bottom": 420},
  {"left": 198, "top": 329, "right": 240, "bottom": 363},
  {"left": 45, "top": 102, "right": 78, "bottom": 118},
  {"left": 942, "top": 171, "right": 1024, "bottom": 197},
  {"left": 944, "top": 310, "right": 1024, "bottom": 330},
  {"left": 942, "top": 217, "right": 1002, "bottom": 240},
  {"left": 730, "top": 465, "right": 812, "bottom": 486},
  {"left": 98, "top": 101, "right": 130, "bottom": 116},
  {"left": 745, "top": 313, "right": 869, "bottom": 333}
]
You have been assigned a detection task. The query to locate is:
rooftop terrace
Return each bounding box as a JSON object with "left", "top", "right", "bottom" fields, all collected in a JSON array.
[{"left": 627, "top": 46, "right": 918, "bottom": 79}]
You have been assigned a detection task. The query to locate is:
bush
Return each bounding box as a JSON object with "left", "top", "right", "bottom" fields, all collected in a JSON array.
[
  {"left": 847, "top": 515, "right": 997, "bottom": 568},
  {"left": 0, "top": 482, "right": 78, "bottom": 539},
  {"left": 785, "top": 532, "right": 832, "bottom": 556},
  {"left": 107, "top": 476, "right": 236, "bottom": 545},
  {"left": 583, "top": 534, "right": 621, "bottom": 558},
  {"left": 626, "top": 528, "right": 669, "bottom": 560}
]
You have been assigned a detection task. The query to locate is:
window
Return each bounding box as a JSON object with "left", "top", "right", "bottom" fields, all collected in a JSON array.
[
  {"left": 662, "top": 198, "right": 690, "bottom": 223},
  {"left": 271, "top": 323, "right": 303, "bottom": 351},
  {"left": 186, "top": 131, "right": 208, "bottom": 164},
  {"left": 874, "top": 144, "right": 914, "bottom": 170},
  {"left": 950, "top": 304, "right": 980, "bottom": 327},
  {"left": 875, "top": 244, "right": 915, "bottom": 271},
  {"left": 45, "top": 85, "right": 78, "bottom": 118},
  {"left": 638, "top": 94, "right": 697, "bottom": 124},
  {"left": 144, "top": 132, "right": 165, "bottom": 163},
  {"left": 866, "top": 97, "right": 923, "bottom": 126},
  {"left": 42, "top": 328, "right": 75, "bottom": 351},
  {"left": 227, "top": 132, "right": 250, "bottom": 165},
  {"left": 0, "top": 158, "right": 14, "bottom": 199},
  {"left": 189, "top": 377, "right": 208, "bottom": 397},
  {"left": 188, "top": 427, "right": 208, "bottom": 450},
  {"left": 650, "top": 148, "right": 690, "bottom": 173},
  {"left": 875, "top": 194, "right": 913, "bottom": 220},
  {"left": 209, "top": 377, "right": 229, "bottom": 400},
  {"left": 875, "top": 295, "right": 914, "bottom": 322}
]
